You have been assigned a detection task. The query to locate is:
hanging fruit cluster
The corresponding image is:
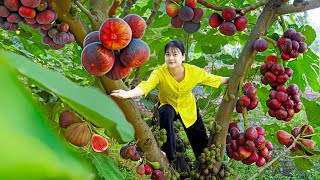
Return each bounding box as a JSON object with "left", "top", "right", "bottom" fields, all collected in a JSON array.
[
  {"left": 278, "top": 28, "right": 308, "bottom": 60},
  {"left": 226, "top": 123, "right": 273, "bottom": 167},
  {"left": 277, "top": 124, "right": 315, "bottom": 155},
  {"left": 165, "top": 0, "right": 203, "bottom": 34},
  {"left": 81, "top": 14, "right": 150, "bottom": 80},
  {"left": 236, "top": 82, "right": 259, "bottom": 113},
  {"left": 0, "top": 0, "right": 75, "bottom": 50},
  {"left": 119, "top": 144, "right": 165, "bottom": 179},
  {"left": 59, "top": 109, "right": 110, "bottom": 154},
  {"left": 260, "top": 55, "right": 303, "bottom": 121},
  {"left": 209, "top": 7, "right": 248, "bottom": 36}
]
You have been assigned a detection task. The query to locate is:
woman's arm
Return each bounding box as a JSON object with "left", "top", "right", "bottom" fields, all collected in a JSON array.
[
  {"left": 110, "top": 86, "right": 145, "bottom": 99},
  {"left": 221, "top": 77, "right": 230, "bottom": 84}
]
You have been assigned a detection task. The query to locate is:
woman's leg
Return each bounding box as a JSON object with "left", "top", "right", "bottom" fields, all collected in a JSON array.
[
  {"left": 158, "top": 104, "right": 177, "bottom": 163},
  {"left": 183, "top": 108, "right": 208, "bottom": 159}
]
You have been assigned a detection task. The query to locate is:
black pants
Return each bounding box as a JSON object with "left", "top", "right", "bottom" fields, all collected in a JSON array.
[{"left": 158, "top": 104, "right": 208, "bottom": 162}]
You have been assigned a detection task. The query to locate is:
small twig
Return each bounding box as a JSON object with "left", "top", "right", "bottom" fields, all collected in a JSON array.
[
  {"left": 242, "top": 107, "right": 249, "bottom": 129},
  {"left": 121, "top": 0, "right": 136, "bottom": 18},
  {"left": 197, "top": 0, "right": 268, "bottom": 15},
  {"left": 146, "top": 0, "right": 162, "bottom": 26},
  {"left": 73, "top": 0, "right": 96, "bottom": 21},
  {"left": 108, "top": 0, "right": 122, "bottom": 18},
  {"left": 248, "top": 134, "right": 301, "bottom": 180},
  {"left": 261, "top": 35, "right": 278, "bottom": 47}
]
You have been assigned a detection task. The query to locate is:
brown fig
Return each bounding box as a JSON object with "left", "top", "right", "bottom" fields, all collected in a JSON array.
[
  {"left": 65, "top": 122, "right": 91, "bottom": 147},
  {"left": 59, "top": 109, "right": 82, "bottom": 128},
  {"left": 277, "top": 130, "right": 291, "bottom": 145}
]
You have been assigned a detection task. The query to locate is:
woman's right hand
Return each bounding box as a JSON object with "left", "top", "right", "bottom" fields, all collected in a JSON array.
[{"left": 110, "top": 89, "right": 132, "bottom": 99}]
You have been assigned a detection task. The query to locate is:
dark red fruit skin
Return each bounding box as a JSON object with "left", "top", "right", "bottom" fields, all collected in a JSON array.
[
  {"left": 151, "top": 170, "right": 164, "bottom": 180},
  {"left": 244, "top": 140, "right": 256, "bottom": 152},
  {"left": 277, "top": 130, "right": 291, "bottom": 145},
  {"left": 36, "top": 0, "right": 48, "bottom": 11},
  {"left": 234, "top": 15, "right": 248, "bottom": 31},
  {"left": 256, "top": 127, "right": 266, "bottom": 136},
  {"left": 7, "top": 13, "right": 23, "bottom": 23},
  {"left": 185, "top": 0, "right": 197, "bottom": 8},
  {"left": 36, "top": 10, "right": 55, "bottom": 24},
  {"left": 275, "top": 108, "right": 288, "bottom": 120},
  {"left": 254, "top": 135, "right": 266, "bottom": 150},
  {"left": 209, "top": 12, "right": 223, "bottom": 28},
  {"left": 83, "top": 31, "right": 100, "bottom": 47},
  {"left": 301, "top": 124, "right": 314, "bottom": 138},
  {"left": 246, "top": 86, "right": 256, "bottom": 99},
  {"left": 271, "top": 63, "right": 285, "bottom": 75},
  {"left": 237, "top": 132, "right": 247, "bottom": 146},
  {"left": 21, "top": 0, "right": 41, "bottom": 8},
  {"left": 130, "top": 151, "right": 141, "bottom": 161},
  {"left": 298, "top": 42, "right": 307, "bottom": 53},
  {"left": 219, "top": 21, "right": 237, "bottom": 36},
  {"left": 253, "top": 38, "right": 268, "bottom": 52},
  {"left": 191, "top": 8, "right": 203, "bottom": 23},
  {"left": 178, "top": 6, "right": 194, "bottom": 21},
  {"left": 265, "top": 55, "right": 278, "bottom": 63},
  {"left": 238, "top": 95, "right": 250, "bottom": 107},
  {"left": 245, "top": 127, "right": 259, "bottom": 141},
  {"left": 231, "top": 140, "right": 239, "bottom": 151},
  {"left": 222, "top": 7, "right": 236, "bottom": 21},
  {"left": 228, "top": 122, "right": 239, "bottom": 133},
  {"left": 119, "top": 38, "right": 150, "bottom": 68},
  {"left": 265, "top": 141, "right": 273, "bottom": 151},
  {"left": 259, "top": 147, "right": 269, "bottom": 158},
  {"left": 276, "top": 84, "right": 287, "bottom": 92},
  {"left": 4, "top": 0, "right": 21, "bottom": 11},
  {"left": 291, "top": 127, "right": 301, "bottom": 138},
  {"left": 123, "top": 14, "right": 147, "bottom": 39},
  {"left": 171, "top": 15, "right": 184, "bottom": 28},
  {"left": 247, "top": 97, "right": 258, "bottom": 110},
  {"left": 238, "top": 146, "right": 251, "bottom": 159},
  {"left": 230, "top": 127, "right": 240, "bottom": 140},
  {"left": 277, "top": 73, "right": 289, "bottom": 84},
  {"left": 236, "top": 101, "right": 243, "bottom": 113},
  {"left": 276, "top": 91, "right": 288, "bottom": 103},
  {"left": 58, "top": 22, "right": 69, "bottom": 32},
  {"left": 144, "top": 164, "right": 153, "bottom": 175},
  {"left": 226, "top": 134, "right": 232, "bottom": 144},
  {"left": 106, "top": 57, "right": 132, "bottom": 80},
  {"left": 19, "top": 6, "right": 36, "bottom": 19},
  {"left": 183, "top": 20, "right": 200, "bottom": 34},
  {"left": 269, "top": 99, "right": 282, "bottom": 110},
  {"left": 283, "top": 28, "right": 296, "bottom": 38},
  {"left": 256, "top": 157, "right": 266, "bottom": 167},
  {"left": 59, "top": 109, "right": 82, "bottom": 128},
  {"left": 226, "top": 144, "right": 233, "bottom": 158},
  {"left": 53, "top": 32, "right": 70, "bottom": 45},
  {"left": 0, "top": 6, "right": 10, "bottom": 17},
  {"left": 81, "top": 42, "right": 115, "bottom": 76}
]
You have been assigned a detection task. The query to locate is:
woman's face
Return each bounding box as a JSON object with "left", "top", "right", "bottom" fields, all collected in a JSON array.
[{"left": 165, "top": 47, "right": 185, "bottom": 69}]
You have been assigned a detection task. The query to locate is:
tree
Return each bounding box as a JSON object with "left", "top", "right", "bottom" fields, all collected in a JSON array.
[{"left": 0, "top": 0, "right": 319, "bottom": 179}]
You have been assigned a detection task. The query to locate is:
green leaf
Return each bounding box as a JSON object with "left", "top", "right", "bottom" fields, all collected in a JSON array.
[
  {"left": 140, "top": 98, "right": 154, "bottom": 110},
  {"left": 300, "top": 98, "right": 320, "bottom": 126},
  {"left": 1, "top": 51, "right": 134, "bottom": 143},
  {"left": 293, "top": 157, "right": 314, "bottom": 170},
  {"left": 256, "top": 86, "right": 270, "bottom": 113},
  {"left": 298, "top": 25, "right": 316, "bottom": 46},
  {"left": 90, "top": 152, "right": 124, "bottom": 180},
  {"left": 0, "top": 59, "right": 92, "bottom": 179}
]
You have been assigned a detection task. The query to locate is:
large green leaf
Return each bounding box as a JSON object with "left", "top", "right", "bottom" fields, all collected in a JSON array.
[
  {"left": 288, "top": 50, "right": 319, "bottom": 92},
  {"left": 0, "top": 51, "right": 134, "bottom": 143},
  {"left": 0, "top": 59, "right": 93, "bottom": 179},
  {"left": 293, "top": 157, "right": 314, "bottom": 171},
  {"left": 90, "top": 152, "right": 124, "bottom": 180},
  {"left": 298, "top": 25, "right": 316, "bottom": 46},
  {"left": 300, "top": 97, "right": 320, "bottom": 126}
]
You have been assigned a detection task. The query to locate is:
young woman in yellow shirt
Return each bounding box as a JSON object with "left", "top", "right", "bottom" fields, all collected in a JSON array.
[{"left": 111, "top": 40, "right": 229, "bottom": 163}]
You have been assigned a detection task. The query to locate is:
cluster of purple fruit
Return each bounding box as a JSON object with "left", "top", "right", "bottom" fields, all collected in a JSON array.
[
  {"left": 236, "top": 82, "right": 259, "bottom": 113},
  {"left": 226, "top": 123, "right": 273, "bottom": 167},
  {"left": 0, "top": 0, "right": 74, "bottom": 50}
]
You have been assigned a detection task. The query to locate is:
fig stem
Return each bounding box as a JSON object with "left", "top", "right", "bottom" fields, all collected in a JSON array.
[
  {"left": 261, "top": 36, "right": 277, "bottom": 47},
  {"left": 248, "top": 134, "right": 301, "bottom": 180},
  {"left": 242, "top": 107, "right": 248, "bottom": 130}
]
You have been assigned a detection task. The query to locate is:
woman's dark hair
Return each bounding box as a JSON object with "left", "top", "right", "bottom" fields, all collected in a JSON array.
[{"left": 164, "top": 40, "right": 185, "bottom": 55}]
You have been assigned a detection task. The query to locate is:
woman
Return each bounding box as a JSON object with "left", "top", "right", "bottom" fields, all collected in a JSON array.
[{"left": 111, "top": 40, "right": 229, "bottom": 162}]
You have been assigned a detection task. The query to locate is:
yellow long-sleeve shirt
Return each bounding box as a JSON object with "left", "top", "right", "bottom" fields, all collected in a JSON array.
[{"left": 138, "top": 63, "right": 222, "bottom": 128}]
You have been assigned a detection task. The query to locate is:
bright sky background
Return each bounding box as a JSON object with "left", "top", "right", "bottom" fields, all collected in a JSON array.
[{"left": 307, "top": 8, "right": 320, "bottom": 35}]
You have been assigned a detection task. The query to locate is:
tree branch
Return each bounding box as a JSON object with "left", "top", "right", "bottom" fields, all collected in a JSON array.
[
  {"left": 108, "top": 0, "right": 122, "bottom": 18},
  {"left": 208, "top": 0, "right": 281, "bottom": 172},
  {"left": 88, "top": 0, "right": 109, "bottom": 30},
  {"left": 197, "top": 0, "right": 268, "bottom": 15},
  {"left": 276, "top": 0, "right": 320, "bottom": 15},
  {"left": 146, "top": 0, "right": 162, "bottom": 25},
  {"left": 73, "top": 0, "right": 97, "bottom": 22},
  {"left": 121, "top": 0, "right": 137, "bottom": 17}
]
